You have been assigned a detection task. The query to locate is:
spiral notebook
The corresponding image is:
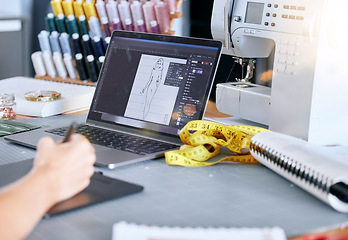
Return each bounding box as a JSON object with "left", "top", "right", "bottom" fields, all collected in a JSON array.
[{"left": 250, "top": 131, "right": 348, "bottom": 213}]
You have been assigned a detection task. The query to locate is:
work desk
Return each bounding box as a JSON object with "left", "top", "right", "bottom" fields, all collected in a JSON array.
[{"left": 5, "top": 102, "right": 348, "bottom": 240}]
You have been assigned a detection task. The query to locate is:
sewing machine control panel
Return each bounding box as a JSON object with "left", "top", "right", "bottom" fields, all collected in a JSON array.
[
  {"left": 262, "top": 3, "right": 306, "bottom": 27},
  {"left": 232, "top": 0, "right": 324, "bottom": 36}
]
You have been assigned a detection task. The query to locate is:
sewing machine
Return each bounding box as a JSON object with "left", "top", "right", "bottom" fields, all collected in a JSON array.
[{"left": 211, "top": 0, "right": 348, "bottom": 145}]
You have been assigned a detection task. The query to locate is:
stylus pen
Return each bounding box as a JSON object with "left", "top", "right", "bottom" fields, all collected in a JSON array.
[{"left": 62, "top": 122, "right": 78, "bottom": 143}]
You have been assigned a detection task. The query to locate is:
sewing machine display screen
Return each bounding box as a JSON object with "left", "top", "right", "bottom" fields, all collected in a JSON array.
[
  {"left": 245, "top": 2, "right": 264, "bottom": 25},
  {"left": 89, "top": 32, "right": 221, "bottom": 136}
]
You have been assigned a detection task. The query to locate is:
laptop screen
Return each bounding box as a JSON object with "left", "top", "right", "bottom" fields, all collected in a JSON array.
[{"left": 88, "top": 31, "right": 222, "bottom": 136}]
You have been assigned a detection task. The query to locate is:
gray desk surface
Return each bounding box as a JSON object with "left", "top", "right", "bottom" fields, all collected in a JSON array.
[{"left": 0, "top": 114, "right": 347, "bottom": 240}]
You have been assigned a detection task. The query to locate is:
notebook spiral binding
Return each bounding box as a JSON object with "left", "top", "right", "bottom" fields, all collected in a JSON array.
[{"left": 250, "top": 140, "right": 333, "bottom": 194}]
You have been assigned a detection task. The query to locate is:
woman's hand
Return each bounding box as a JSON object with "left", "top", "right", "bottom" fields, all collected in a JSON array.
[{"left": 33, "top": 134, "right": 96, "bottom": 205}]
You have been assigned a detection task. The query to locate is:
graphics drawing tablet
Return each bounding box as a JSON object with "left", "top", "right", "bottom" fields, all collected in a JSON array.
[{"left": 0, "top": 159, "right": 144, "bottom": 217}]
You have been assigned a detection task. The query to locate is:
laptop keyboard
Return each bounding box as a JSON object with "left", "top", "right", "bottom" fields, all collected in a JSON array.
[{"left": 45, "top": 124, "right": 179, "bottom": 155}]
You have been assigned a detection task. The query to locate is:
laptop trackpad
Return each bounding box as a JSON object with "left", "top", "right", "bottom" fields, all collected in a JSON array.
[{"left": 95, "top": 149, "right": 140, "bottom": 168}]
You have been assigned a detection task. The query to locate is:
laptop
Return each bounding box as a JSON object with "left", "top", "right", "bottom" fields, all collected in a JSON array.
[{"left": 5, "top": 31, "right": 222, "bottom": 169}]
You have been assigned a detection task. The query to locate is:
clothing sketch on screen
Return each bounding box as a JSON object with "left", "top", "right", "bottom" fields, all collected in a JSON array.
[{"left": 140, "top": 58, "right": 164, "bottom": 119}]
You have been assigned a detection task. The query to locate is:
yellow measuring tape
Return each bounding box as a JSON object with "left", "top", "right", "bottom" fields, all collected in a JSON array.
[{"left": 164, "top": 120, "right": 268, "bottom": 167}]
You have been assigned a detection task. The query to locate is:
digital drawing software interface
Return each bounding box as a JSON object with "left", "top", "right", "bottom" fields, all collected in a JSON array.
[
  {"left": 125, "top": 55, "right": 187, "bottom": 125},
  {"left": 91, "top": 36, "right": 219, "bottom": 135}
]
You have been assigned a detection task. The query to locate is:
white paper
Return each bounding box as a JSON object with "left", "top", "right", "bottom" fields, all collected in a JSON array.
[{"left": 112, "top": 222, "right": 287, "bottom": 240}]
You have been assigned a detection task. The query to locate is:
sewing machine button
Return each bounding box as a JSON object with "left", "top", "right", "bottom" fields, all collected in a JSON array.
[
  {"left": 298, "top": 6, "right": 306, "bottom": 11},
  {"left": 287, "top": 46, "right": 296, "bottom": 55},
  {"left": 276, "top": 64, "right": 286, "bottom": 73},
  {"left": 271, "top": 23, "right": 275, "bottom": 27},
  {"left": 234, "top": 16, "right": 242, "bottom": 22},
  {"left": 272, "top": 13, "right": 277, "bottom": 17},
  {"left": 278, "top": 55, "right": 287, "bottom": 64},
  {"left": 286, "top": 50, "right": 294, "bottom": 55},
  {"left": 291, "top": 6, "right": 297, "bottom": 10},
  {"left": 282, "top": 14, "right": 288, "bottom": 19},
  {"left": 279, "top": 46, "right": 287, "bottom": 54},
  {"left": 274, "top": 4, "right": 278, "bottom": 8},
  {"left": 296, "top": 16, "right": 304, "bottom": 20},
  {"left": 265, "top": 22, "right": 269, "bottom": 26},
  {"left": 286, "top": 56, "right": 295, "bottom": 64},
  {"left": 267, "top": 3, "right": 272, "bottom": 7},
  {"left": 288, "top": 39, "right": 296, "bottom": 46},
  {"left": 284, "top": 5, "right": 289, "bottom": 9},
  {"left": 266, "top": 12, "right": 270, "bottom": 17},
  {"left": 289, "top": 15, "right": 295, "bottom": 19}
]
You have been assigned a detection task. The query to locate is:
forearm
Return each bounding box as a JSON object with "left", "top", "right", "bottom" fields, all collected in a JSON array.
[
  {"left": 0, "top": 168, "right": 55, "bottom": 240},
  {"left": 0, "top": 135, "right": 95, "bottom": 240}
]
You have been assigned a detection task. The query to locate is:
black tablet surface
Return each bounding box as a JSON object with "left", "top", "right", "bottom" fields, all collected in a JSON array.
[{"left": 0, "top": 159, "right": 144, "bottom": 216}]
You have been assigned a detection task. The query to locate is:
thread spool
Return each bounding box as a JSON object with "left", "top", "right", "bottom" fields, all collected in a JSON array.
[
  {"left": 73, "top": 0, "right": 85, "bottom": 18},
  {"left": 55, "top": 13, "right": 67, "bottom": 33},
  {"left": 49, "top": 31, "right": 61, "bottom": 54},
  {"left": 91, "top": 36, "right": 105, "bottom": 58},
  {"left": 118, "top": 0, "right": 132, "bottom": 29},
  {"left": 164, "top": 0, "right": 177, "bottom": 14},
  {"left": 75, "top": 53, "right": 88, "bottom": 80},
  {"left": 63, "top": 53, "right": 77, "bottom": 79},
  {"left": 59, "top": 32, "right": 72, "bottom": 55},
  {"left": 149, "top": 20, "right": 161, "bottom": 34},
  {"left": 96, "top": 55, "right": 105, "bottom": 73},
  {"left": 51, "top": 0, "right": 64, "bottom": 16},
  {"left": 38, "top": 30, "right": 52, "bottom": 52},
  {"left": 83, "top": 0, "right": 98, "bottom": 20},
  {"left": 31, "top": 52, "right": 47, "bottom": 76},
  {"left": 72, "top": 33, "right": 82, "bottom": 55},
  {"left": 45, "top": 13, "right": 57, "bottom": 33},
  {"left": 103, "top": 37, "right": 111, "bottom": 51},
  {"left": 101, "top": 17, "right": 111, "bottom": 37},
  {"left": 124, "top": 18, "right": 134, "bottom": 31},
  {"left": 62, "top": 0, "right": 74, "bottom": 16},
  {"left": 106, "top": 0, "right": 119, "bottom": 23},
  {"left": 95, "top": 0, "right": 108, "bottom": 20},
  {"left": 143, "top": 1, "right": 156, "bottom": 31},
  {"left": 81, "top": 34, "right": 94, "bottom": 56},
  {"left": 131, "top": 0, "right": 145, "bottom": 28},
  {"left": 65, "top": 14, "right": 79, "bottom": 36},
  {"left": 53, "top": 52, "right": 68, "bottom": 79},
  {"left": 88, "top": 16, "right": 103, "bottom": 38},
  {"left": 86, "top": 55, "right": 98, "bottom": 82},
  {"left": 78, "top": 15, "right": 89, "bottom": 36},
  {"left": 136, "top": 19, "right": 147, "bottom": 32},
  {"left": 42, "top": 51, "right": 57, "bottom": 78},
  {"left": 111, "top": 18, "right": 123, "bottom": 31},
  {"left": 151, "top": 0, "right": 162, "bottom": 5},
  {"left": 154, "top": 1, "right": 170, "bottom": 33}
]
